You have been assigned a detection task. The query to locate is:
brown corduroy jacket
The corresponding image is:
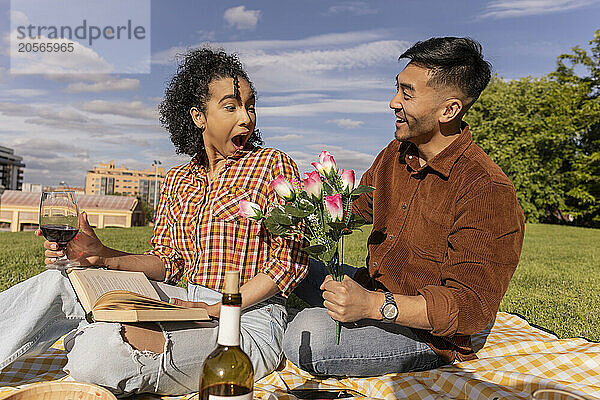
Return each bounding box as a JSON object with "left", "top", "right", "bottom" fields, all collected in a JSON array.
[{"left": 352, "top": 123, "right": 525, "bottom": 363}]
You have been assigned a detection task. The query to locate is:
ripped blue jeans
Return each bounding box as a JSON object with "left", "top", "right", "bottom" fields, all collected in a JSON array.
[{"left": 0, "top": 270, "right": 287, "bottom": 397}]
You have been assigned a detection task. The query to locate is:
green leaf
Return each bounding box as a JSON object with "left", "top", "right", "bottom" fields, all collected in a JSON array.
[
  {"left": 327, "top": 221, "right": 347, "bottom": 231},
  {"left": 296, "top": 195, "right": 316, "bottom": 213},
  {"left": 301, "top": 244, "right": 327, "bottom": 258},
  {"left": 271, "top": 213, "right": 293, "bottom": 225},
  {"left": 264, "top": 218, "right": 289, "bottom": 236},
  {"left": 323, "top": 181, "right": 335, "bottom": 196},
  {"left": 285, "top": 204, "right": 312, "bottom": 218},
  {"left": 269, "top": 207, "right": 293, "bottom": 225},
  {"left": 351, "top": 185, "right": 376, "bottom": 196},
  {"left": 348, "top": 214, "right": 368, "bottom": 229}
]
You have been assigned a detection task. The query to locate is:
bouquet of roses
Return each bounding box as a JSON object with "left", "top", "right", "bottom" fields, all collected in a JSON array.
[{"left": 238, "top": 151, "right": 375, "bottom": 343}]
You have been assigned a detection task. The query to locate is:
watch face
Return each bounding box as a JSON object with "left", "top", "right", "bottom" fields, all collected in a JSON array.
[{"left": 383, "top": 303, "right": 398, "bottom": 319}]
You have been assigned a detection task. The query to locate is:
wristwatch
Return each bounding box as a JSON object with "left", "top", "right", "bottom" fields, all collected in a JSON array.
[{"left": 380, "top": 292, "right": 398, "bottom": 322}]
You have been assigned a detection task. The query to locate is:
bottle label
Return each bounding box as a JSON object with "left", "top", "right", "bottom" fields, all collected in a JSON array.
[
  {"left": 208, "top": 393, "right": 252, "bottom": 400},
  {"left": 217, "top": 305, "right": 241, "bottom": 346}
]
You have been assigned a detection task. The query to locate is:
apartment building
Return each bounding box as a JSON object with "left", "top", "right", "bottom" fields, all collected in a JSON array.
[
  {"left": 0, "top": 146, "right": 25, "bottom": 191},
  {"left": 85, "top": 161, "right": 165, "bottom": 208}
]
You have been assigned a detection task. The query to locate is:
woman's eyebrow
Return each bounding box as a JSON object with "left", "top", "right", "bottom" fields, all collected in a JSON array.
[
  {"left": 219, "top": 94, "right": 255, "bottom": 103},
  {"left": 218, "top": 94, "right": 237, "bottom": 103}
]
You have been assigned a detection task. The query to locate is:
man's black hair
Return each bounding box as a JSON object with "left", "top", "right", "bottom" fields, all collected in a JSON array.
[
  {"left": 159, "top": 47, "right": 262, "bottom": 160},
  {"left": 399, "top": 37, "right": 492, "bottom": 103}
]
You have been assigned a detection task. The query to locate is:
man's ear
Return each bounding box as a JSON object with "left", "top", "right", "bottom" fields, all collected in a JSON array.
[
  {"left": 190, "top": 107, "right": 206, "bottom": 131},
  {"left": 438, "top": 98, "right": 463, "bottom": 124}
]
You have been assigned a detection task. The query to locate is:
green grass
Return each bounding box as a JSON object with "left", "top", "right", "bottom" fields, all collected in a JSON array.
[{"left": 1, "top": 223, "right": 598, "bottom": 341}]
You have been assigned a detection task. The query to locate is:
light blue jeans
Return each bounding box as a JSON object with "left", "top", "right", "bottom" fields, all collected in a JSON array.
[
  {"left": 284, "top": 260, "right": 444, "bottom": 376},
  {"left": 0, "top": 270, "right": 287, "bottom": 396}
]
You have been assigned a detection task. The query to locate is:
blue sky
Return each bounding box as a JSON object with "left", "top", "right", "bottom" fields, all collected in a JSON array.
[{"left": 1, "top": 0, "right": 599, "bottom": 187}]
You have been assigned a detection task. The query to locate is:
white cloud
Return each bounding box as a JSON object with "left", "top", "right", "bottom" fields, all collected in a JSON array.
[
  {"left": 41, "top": 73, "right": 114, "bottom": 83},
  {"left": 327, "top": 119, "right": 365, "bottom": 129},
  {"left": 197, "top": 30, "right": 216, "bottom": 41},
  {"left": 265, "top": 134, "right": 303, "bottom": 142},
  {"left": 0, "top": 101, "right": 35, "bottom": 116},
  {"left": 79, "top": 100, "right": 157, "bottom": 120},
  {"left": 152, "top": 34, "right": 406, "bottom": 95},
  {"left": 224, "top": 6, "right": 261, "bottom": 30},
  {"left": 9, "top": 137, "right": 92, "bottom": 186},
  {"left": 64, "top": 78, "right": 140, "bottom": 93},
  {"left": 259, "top": 99, "right": 389, "bottom": 117},
  {"left": 260, "top": 93, "right": 327, "bottom": 104},
  {"left": 327, "top": 1, "right": 378, "bottom": 15},
  {"left": 6, "top": 88, "right": 47, "bottom": 97},
  {"left": 479, "top": 0, "right": 599, "bottom": 18},
  {"left": 10, "top": 10, "right": 29, "bottom": 27},
  {"left": 242, "top": 40, "right": 406, "bottom": 73},
  {"left": 151, "top": 30, "right": 391, "bottom": 65}
]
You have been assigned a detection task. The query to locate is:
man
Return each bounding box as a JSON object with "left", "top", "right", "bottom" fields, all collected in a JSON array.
[{"left": 283, "top": 37, "right": 525, "bottom": 376}]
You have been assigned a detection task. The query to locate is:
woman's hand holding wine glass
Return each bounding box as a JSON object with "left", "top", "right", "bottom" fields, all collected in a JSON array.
[
  {"left": 35, "top": 191, "right": 107, "bottom": 268},
  {"left": 57, "top": 212, "right": 107, "bottom": 266}
]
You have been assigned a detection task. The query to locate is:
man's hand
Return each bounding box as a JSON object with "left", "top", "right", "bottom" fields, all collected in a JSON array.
[
  {"left": 320, "top": 275, "right": 383, "bottom": 323},
  {"left": 169, "top": 298, "right": 221, "bottom": 318},
  {"left": 35, "top": 212, "right": 106, "bottom": 266}
]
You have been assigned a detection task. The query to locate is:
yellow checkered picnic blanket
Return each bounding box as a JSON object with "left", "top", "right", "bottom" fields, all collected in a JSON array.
[{"left": 1, "top": 312, "right": 599, "bottom": 399}]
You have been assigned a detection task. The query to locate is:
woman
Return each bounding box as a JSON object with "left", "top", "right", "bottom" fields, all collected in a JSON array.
[{"left": 0, "top": 48, "right": 308, "bottom": 396}]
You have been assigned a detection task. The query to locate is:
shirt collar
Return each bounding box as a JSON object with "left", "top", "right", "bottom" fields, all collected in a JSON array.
[
  {"left": 187, "top": 148, "right": 253, "bottom": 176},
  {"left": 398, "top": 122, "right": 472, "bottom": 179}
]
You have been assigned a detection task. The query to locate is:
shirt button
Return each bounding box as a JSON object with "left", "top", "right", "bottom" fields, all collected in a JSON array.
[
  {"left": 402, "top": 204, "right": 407, "bottom": 210},
  {"left": 388, "top": 234, "right": 394, "bottom": 240},
  {"left": 373, "top": 262, "right": 377, "bottom": 268},
  {"left": 408, "top": 155, "right": 413, "bottom": 159}
]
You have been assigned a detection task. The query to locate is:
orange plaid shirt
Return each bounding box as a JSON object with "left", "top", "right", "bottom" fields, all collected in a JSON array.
[{"left": 146, "top": 147, "right": 308, "bottom": 296}]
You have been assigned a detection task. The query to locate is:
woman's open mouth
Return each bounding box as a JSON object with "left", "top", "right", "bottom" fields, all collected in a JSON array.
[{"left": 231, "top": 133, "right": 248, "bottom": 150}]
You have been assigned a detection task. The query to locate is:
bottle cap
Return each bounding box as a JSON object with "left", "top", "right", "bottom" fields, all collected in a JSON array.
[{"left": 224, "top": 270, "right": 240, "bottom": 294}]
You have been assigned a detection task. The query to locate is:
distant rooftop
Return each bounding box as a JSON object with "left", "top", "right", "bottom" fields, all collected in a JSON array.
[{"left": 0, "top": 190, "right": 138, "bottom": 211}]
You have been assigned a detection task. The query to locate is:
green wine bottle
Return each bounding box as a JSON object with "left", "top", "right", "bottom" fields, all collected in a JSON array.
[{"left": 199, "top": 271, "right": 253, "bottom": 400}]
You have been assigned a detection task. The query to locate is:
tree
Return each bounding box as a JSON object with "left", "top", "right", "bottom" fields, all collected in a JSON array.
[
  {"left": 138, "top": 197, "right": 156, "bottom": 225},
  {"left": 551, "top": 29, "right": 600, "bottom": 225},
  {"left": 467, "top": 75, "right": 600, "bottom": 223}
]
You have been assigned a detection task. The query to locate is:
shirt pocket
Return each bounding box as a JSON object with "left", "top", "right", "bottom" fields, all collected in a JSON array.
[
  {"left": 408, "top": 209, "right": 452, "bottom": 262},
  {"left": 212, "top": 186, "right": 263, "bottom": 222}
]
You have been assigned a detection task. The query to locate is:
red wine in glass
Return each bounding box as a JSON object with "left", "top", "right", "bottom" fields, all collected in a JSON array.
[
  {"left": 39, "top": 225, "right": 79, "bottom": 247},
  {"left": 39, "top": 191, "right": 80, "bottom": 268}
]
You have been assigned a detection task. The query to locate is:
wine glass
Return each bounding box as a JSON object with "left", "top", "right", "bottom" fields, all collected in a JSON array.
[{"left": 39, "top": 191, "right": 80, "bottom": 269}]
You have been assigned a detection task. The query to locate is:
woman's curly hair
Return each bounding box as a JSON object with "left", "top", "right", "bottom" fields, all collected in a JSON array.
[{"left": 159, "top": 47, "right": 263, "bottom": 160}]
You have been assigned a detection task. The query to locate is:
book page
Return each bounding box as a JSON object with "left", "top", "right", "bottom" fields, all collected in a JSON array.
[
  {"left": 94, "top": 290, "right": 184, "bottom": 310},
  {"left": 68, "top": 269, "right": 159, "bottom": 309}
]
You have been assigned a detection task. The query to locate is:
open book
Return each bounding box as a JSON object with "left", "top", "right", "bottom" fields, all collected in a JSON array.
[{"left": 67, "top": 268, "right": 209, "bottom": 323}]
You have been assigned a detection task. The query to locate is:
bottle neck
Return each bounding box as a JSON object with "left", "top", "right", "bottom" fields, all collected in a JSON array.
[{"left": 217, "top": 293, "right": 241, "bottom": 346}]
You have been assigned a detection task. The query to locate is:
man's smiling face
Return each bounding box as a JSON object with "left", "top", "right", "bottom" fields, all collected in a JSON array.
[{"left": 389, "top": 63, "right": 444, "bottom": 143}]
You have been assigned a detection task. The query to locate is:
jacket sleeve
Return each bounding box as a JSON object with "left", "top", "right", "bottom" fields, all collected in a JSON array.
[{"left": 418, "top": 177, "right": 525, "bottom": 336}]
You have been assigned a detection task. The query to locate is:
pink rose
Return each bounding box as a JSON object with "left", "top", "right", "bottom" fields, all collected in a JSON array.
[
  {"left": 270, "top": 174, "right": 295, "bottom": 202},
  {"left": 324, "top": 193, "right": 343, "bottom": 222},
  {"left": 311, "top": 161, "right": 325, "bottom": 176},
  {"left": 319, "top": 151, "right": 337, "bottom": 177},
  {"left": 238, "top": 200, "right": 264, "bottom": 221},
  {"left": 303, "top": 171, "right": 323, "bottom": 200},
  {"left": 340, "top": 169, "right": 356, "bottom": 193}
]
